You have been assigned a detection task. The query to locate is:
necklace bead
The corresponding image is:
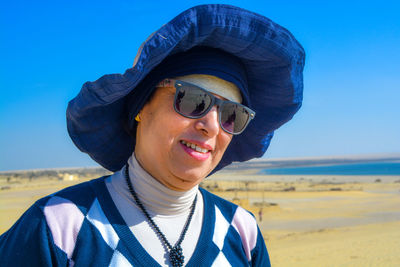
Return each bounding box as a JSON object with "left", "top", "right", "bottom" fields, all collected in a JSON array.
[{"left": 124, "top": 163, "right": 197, "bottom": 267}]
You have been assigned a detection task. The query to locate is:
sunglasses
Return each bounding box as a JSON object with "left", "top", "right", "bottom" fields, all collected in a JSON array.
[{"left": 167, "top": 80, "right": 256, "bottom": 135}]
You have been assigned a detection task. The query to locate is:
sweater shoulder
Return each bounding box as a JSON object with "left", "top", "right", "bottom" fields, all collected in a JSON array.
[
  {"left": 35, "top": 176, "right": 108, "bottom": 214},
  {"left": 199, "top": 187, "right": 256, "bottom": 223}
]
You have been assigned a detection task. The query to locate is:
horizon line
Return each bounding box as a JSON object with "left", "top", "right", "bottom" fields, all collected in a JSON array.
[{"left": 1, "top": 152, "right": 400, "bottom": 173}]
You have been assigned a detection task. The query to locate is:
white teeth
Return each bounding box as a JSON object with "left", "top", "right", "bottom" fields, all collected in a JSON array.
[{"left": 180, "top": 141, "right": 209, "bottom": 153}]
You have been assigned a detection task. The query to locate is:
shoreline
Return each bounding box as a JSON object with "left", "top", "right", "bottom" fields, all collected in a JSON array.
[{"left": 210, "top": 172, "right": 400, "bottom": 183}]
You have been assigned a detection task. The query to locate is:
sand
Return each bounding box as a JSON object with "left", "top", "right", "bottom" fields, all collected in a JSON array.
[
  {"left": 1, "top": 172, "right": 399, "bottom": 266},
  {"left": 266, "top": 221, "right": 400, "bottom": 266}
]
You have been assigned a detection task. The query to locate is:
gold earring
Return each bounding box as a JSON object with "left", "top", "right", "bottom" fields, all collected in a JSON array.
[{"left": 135, "top": 114, "right": 141, "bottom": 122}]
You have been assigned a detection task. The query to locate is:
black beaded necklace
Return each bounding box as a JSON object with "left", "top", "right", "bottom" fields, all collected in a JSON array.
[{"left": 124, "top": 163, "right": 197, "bottom": 267}]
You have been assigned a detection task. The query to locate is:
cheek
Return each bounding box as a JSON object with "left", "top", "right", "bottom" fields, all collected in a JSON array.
[
  {"left": 216, "top": 134, "right": 233, "bottom": 156},
  {"left": 154, "top": 109, "right": 191, "bottom": 144}
]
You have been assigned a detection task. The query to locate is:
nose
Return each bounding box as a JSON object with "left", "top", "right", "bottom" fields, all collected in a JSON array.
[{"left": 194, "top": 105, "right": 220, "bottom": 136}]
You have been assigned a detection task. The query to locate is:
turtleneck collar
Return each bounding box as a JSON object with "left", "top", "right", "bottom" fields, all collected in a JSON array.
[{"left": 126, "top": 154, "right": 199, "bottom": 215}]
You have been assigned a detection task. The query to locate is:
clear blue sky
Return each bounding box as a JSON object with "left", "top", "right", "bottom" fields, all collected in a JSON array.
[{"left": 1, "top": 0, "right": 399, "bottom": 171}]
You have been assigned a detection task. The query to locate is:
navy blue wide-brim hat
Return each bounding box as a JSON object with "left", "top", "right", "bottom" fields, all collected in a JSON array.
[{"left": 67, "top": 4, "right": 305, "bottom": 173}]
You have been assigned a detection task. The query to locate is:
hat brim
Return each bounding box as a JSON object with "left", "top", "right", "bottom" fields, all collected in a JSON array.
[{"left": 67, "top": 4, "right": 305, "bottom": 172}]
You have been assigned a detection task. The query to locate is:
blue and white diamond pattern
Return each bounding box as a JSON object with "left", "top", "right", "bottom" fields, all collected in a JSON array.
[
  {"left": 44, "top": 195, "right": 254, "bottom": 266},
  {"left": 86, "top": 198, "right": 131, "bottom": 266},
  {"left": 86, "top": 198, "right": 120, "bottom": 250},
  {"left": 109, "top": 249, "right": 132, "bottom": 266},
  {"left": 211, "top": 206, "right": 232, "bottom": 267},
  {"left": 45, "top": 196, "right": 132, "bottom": 266}
]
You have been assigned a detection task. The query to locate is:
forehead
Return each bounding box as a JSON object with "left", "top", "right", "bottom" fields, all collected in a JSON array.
[
  {"left": 156, "top": 80, "right": 228, "bottom": 103},
  {"left": 176, "top": 75, "right": 242, "bottom": 103},
  {"left": 176, "top": 80, "right": 229, "bottom": 101},
  {"left": 157, "top": 75, "right": 242, "bottom": 103}
]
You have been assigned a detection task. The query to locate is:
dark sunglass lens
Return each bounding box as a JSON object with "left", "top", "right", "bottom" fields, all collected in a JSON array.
[
  {"left": 175, "top": 85, "right": 212, "bottom": 117},
  {"left": 220, "top": 103, "right": 250, "bottom": 134}
]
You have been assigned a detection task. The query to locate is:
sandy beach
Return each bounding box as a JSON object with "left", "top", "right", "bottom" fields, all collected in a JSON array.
[
  {"left": 208, "top": 171, "right": 400, "bottom": 266},
  {"left": 1, "top": 168, "right": 399, "bottom": 266}
]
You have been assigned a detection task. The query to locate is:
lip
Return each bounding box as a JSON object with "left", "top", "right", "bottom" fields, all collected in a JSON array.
[
  {"left": 179, "top": 139, "right": 212, "bottom": 161},
  {"left": 184, "top": 139, "right": 213, "bottom": 151}
]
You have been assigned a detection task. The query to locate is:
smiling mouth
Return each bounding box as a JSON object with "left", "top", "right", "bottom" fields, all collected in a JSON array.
[{"left": 180, "top": 140, "right": 210, "bottom": 153}]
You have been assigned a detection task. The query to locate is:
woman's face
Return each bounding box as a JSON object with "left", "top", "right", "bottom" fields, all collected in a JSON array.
[{"left": 134, "top": 84, "right": 233, "bottom": 191}]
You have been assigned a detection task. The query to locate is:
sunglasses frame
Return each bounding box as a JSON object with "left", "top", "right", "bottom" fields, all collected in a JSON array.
[{"left": 172, "top": 79, "right": 256, "bottom": 135}]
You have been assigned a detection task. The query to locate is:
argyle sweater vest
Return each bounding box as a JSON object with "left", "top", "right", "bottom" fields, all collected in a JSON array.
[{"left": 0, "top": 177, "right": 270, "bottom": 266}]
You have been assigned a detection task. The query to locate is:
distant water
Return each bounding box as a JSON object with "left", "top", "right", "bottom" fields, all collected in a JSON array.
[{"left": 261, "top": 161, "right": 400, "bottom": 175}]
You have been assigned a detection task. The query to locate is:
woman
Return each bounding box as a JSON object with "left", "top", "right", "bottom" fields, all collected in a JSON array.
[{"left": 0, "top": 4, "right": 304, "bottom": 266}]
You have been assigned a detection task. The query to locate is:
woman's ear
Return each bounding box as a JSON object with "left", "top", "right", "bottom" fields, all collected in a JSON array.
[{"left": 135, "top": 114, "right": 141, "bottom": 122}]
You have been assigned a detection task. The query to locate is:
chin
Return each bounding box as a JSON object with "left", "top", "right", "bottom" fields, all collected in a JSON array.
[{"left": 174, "top": 166, "right": 213, "bottom": 184}]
